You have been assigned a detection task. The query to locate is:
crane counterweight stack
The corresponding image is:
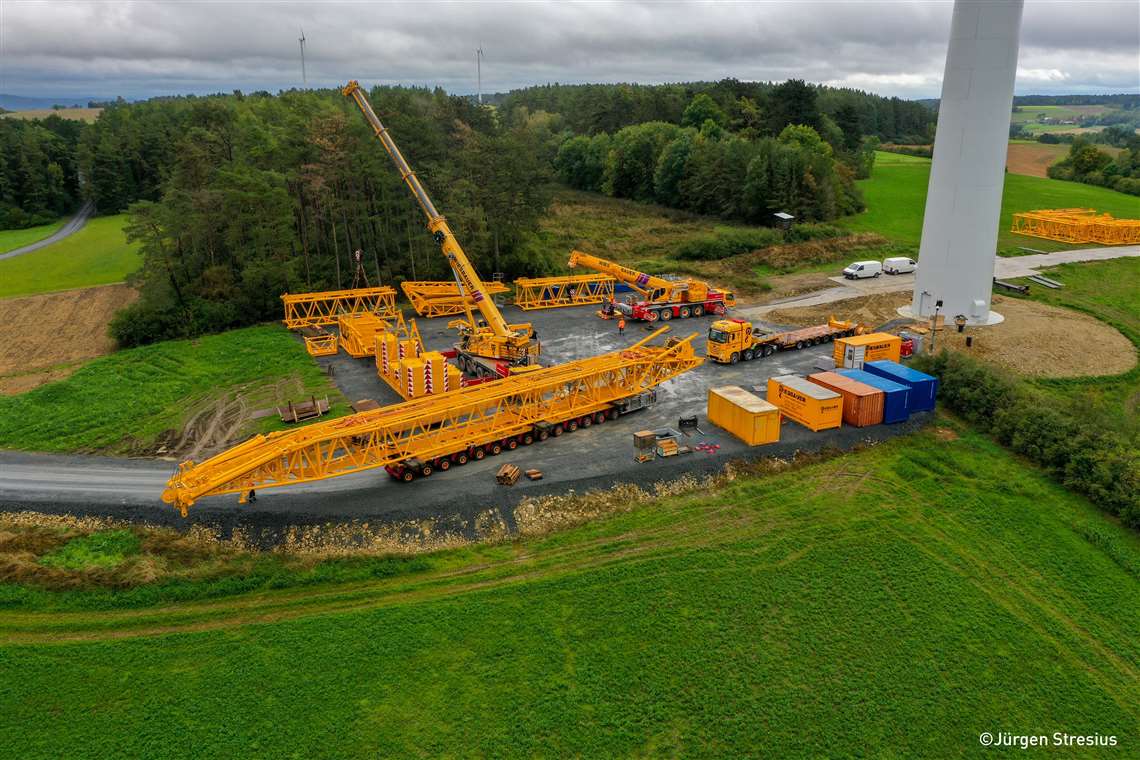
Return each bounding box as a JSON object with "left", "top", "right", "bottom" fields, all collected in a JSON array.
[
  {"left": 343, "top": 80, "right": 538, "bottom": 377},
  {"left": 162, "top": 328, "right": 702, "bottom": 514}
]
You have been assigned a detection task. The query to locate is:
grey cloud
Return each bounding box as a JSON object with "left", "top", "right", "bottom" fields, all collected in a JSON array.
[{"left": 0, "top": 1, "right": 1136, "bottom": 100}]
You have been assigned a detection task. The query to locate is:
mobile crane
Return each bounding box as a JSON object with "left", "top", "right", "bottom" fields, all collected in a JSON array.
[
  {"left": 567, "top": 250, "right": 735, "bottom": 322},
  {"left": 343, "top": 80, "right": 539, "bottom": 377}
]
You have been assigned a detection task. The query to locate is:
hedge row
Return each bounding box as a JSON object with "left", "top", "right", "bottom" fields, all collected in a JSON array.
[
  {"left": 912, "top": 351, "right": 1139, "bottom": 530},
  {"left": 675, "top": 223, "right": 844, "bottom": 261}
]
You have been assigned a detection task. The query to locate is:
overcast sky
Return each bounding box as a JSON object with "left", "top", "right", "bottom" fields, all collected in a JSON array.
[{"left": 1, "top": 1, "right": 1137, "bottom": 102}]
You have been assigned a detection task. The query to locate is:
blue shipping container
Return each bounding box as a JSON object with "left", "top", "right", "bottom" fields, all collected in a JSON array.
[
  {"left": 838, "top": 369, "right": 910, "bottom": 423},
  {"left": 863, "top": 360, "right": 939, "bottom": 412}
]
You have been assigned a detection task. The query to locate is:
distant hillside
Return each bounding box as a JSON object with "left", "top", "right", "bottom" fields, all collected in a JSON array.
[{"left": 0, "top": 94, "right": 102, "bottom": 111}]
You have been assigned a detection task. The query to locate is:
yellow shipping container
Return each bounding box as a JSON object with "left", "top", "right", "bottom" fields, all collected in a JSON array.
[
  {"left": 767, "top": 375, "right": 843, "bottom": 432},
  {"left": 833, "top": 332, "right": 902, "bottom": 367},
  {"left": 707, "top": 386, "right": 781, "bottom": 446}
]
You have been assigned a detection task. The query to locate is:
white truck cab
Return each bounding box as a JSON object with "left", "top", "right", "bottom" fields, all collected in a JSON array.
[
  {"left": 842, "top": 260, "right": 883, "bottom": 280},
  {"left": 883, "top": 257, "right": 917, "bottom": 275}
]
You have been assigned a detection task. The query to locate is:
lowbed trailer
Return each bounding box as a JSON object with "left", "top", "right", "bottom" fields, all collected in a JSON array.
[
  {"left": 161, "top": 328, "right": 701, "bottom": 514},
  {"left": 707, "top": 316, "right": 861, "bottom": 364}
]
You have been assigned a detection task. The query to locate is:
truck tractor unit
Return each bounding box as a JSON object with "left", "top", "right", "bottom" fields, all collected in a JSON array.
[{"left": 707, "top": 316, "right": 862, "bottom": 364}]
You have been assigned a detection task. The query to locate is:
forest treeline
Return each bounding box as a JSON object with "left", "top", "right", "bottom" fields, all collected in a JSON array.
[
  {"left": 77, "top": 87, "right": 558, "bottom": 346},
  {"left": 0, "top": 116, "right": 84, "bottom": 228},
  {"left": 498, "top": 78, "right": 935, "bottom": 143},
  {"left": 550, "top": 81, "right": 869, "bottom": 223}
]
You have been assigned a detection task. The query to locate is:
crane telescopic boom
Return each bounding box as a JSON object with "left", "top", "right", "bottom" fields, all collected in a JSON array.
[
  {"left": 567, "top": 249, "right": 734, "bottom": 322},
  {"left": 343, "top": 80, "right": 536, "bottom": 370}
]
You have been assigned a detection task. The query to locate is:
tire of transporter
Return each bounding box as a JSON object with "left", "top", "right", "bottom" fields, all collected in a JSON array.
[
  {"left": 594, "top": 411, "right": 607, "bottom": 425},
  {"left": 552, "top": 424, "right": 564, "bottom": 437},
  {"left": 420, "top": 464, "right": 433, "bottom": 477},
  {"left": 659, "top": 308, "right": 673, "bottom": 321},
  {"left": 473, "top": 447, "right": 486, "bottom": 461},
  {"left": 436, "top": 458, "right": 451, "bottom": 472},
  {"left": 607, "top": 408, "right": 619, "bottom": 421},
  {"left": 522, "top": 432, "right": 535, "bottom": 445},
  {"left": 455, "top": 451, "right": 469, "bottom": 465},
  {"left": 692, "top": 305, "right": 704, "bottom": 318},
  {"left": 795, "top": 340, "right": 805, "bottom": 350},
  {"left": 581, "top": 415, "right": 592, "bottom": 428},
  {"left": 566, "top": 420, "right": 579, "bottom": 432},
  {"left": 490, "top": 442, "right": 503, "bottom": 456},
  {"left": 401, "top": 469, "right": 415, "bottom": 483},
  {"left": 730, "top": 352, "right": 739, "bottom": 365},
  {"left": 679, "top": 306, "right": 691, "bottom": 319},
  {"left": 538, "top": 429, "right": 550, "bottom": 441},
  {"left": 506, "top": 437, "right": 518, "bottom": 450},
  {"left": 743, "top": 349, "right": 755, "bottom": 361},
  {"left": 763, "top": 345, "right": 775, "bottom": 357}
]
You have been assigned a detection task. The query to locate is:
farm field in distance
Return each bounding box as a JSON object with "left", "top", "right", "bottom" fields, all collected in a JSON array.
[
  {"left": 840, "top": 151, "right": 1140, "bottom": 254},
  {"left": 0, "top": 107, "right": 103, "bottom": 123},
  {"left": 0, "top": 422, "right": 1136, "bottom": 757},
  {"left": 0, "top": 214, "right": 141, "bottom": 299}
]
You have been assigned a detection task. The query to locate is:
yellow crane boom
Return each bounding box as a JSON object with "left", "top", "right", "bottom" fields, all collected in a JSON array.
[
  {"left": 343, "top": 81, "right": 536, "bottom": 371},
  {"left": 162, "top": 328, "right": 702, "bottom": 514}
]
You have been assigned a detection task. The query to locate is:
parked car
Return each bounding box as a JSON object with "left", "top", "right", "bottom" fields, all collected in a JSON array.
[
  {"left": 883, "top": 257, "right": 917, "bottom": 275},
  {"left": 842, "top": 260, "right": 883, "bottom": 279}
]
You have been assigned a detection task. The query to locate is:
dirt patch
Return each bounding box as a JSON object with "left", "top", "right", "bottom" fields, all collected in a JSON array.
[
  {"left": 1005, "top": 142, "right": 1069, "bottom": 178},
  {"left": 0, "top": 284, "right": 137, "bottom": 394},
  {"left": 938, "top": 296, "right": 1136, "bottom": 378},
  {"left": 767, "top": 291, "right": 911, "bottom": 329},
  {"left": 766, "top": 291, "right": 1136, "bottom": 379},
  {"left": 933, "top": 428, "right": 959, "bottom": 441}
]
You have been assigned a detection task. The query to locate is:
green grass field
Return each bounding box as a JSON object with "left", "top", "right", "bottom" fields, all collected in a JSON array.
[
  {"left": 0, "top": 214, "right": 141, "bottom": 299},
  {"left": 840, "top": 152, "right": 1140, "bottom": 254},
  {"left": 0, "top": 422, "right": 1136, "bottom": 757},
  {"left": 0, "top": 218, "right": 67, "bottom": 254},
  {"left": 0, "top": 325, "right": 347, "bottom": 454},
  {"left": 1010, "top": 256, "right": 1140, "bottom": 439}
]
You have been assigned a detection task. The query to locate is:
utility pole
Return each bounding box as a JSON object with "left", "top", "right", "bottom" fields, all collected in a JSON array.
[
  {"left": 476, "top": 47, "right": 484, "bottom": 105},
  {"left": 299, "top": 29, "right": 307, "bottom": 86}
]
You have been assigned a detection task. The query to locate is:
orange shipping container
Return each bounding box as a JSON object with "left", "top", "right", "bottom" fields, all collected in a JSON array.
[
  {"left": 766, "top": 375, "right": 843, "bottom": 432},
  {"left": 707, "top": 386, "right": 781, "bottom": 446},
  {"left": 807, "top": 371, "right": 884, "bottom": 427},
  {"left": 833, "top": 332, "right": 901, "bottom": 368}
]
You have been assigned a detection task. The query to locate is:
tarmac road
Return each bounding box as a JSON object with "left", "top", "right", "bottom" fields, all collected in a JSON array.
[
  {"left": 0, "top": 200, "right": 95, "bottom": 261},
  {"left": 0, "top": 299, "right": 931, "bottom": 541},
  {"left": 736, "top": 244, "right": 1140, "bottom": 317}
]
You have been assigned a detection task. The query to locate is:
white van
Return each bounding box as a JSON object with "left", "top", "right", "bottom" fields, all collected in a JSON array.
[
  {"left": 883, "top": 257, "right": 917, "bottom": 275},
  {"left": 842, "top": 260, "right": 882, "bottom": 280}
]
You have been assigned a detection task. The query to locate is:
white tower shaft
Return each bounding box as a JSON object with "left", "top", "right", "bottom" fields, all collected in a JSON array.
[{"left": 911, "top": 0, "right": 1024, "bottom": 325}]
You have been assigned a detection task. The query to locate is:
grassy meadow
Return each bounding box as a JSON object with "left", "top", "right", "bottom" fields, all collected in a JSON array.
[
  {"left": 0, "top": 218, "right": 67, "bottom": 254},
  {"left": 0, "top": 214, "right": 141, "bottom": 298},
  {"left": 1010, "top": 256, "right": 1140, "bottom": 439},
  {"left": 0, "top": 325, "right": 347, "bottom": 454},
  {"left": 840, "top": 151, "right": 1140, "bottom": 254},
  {"left": 0, "top": 422, "right": 1137, "bottom": 757}
]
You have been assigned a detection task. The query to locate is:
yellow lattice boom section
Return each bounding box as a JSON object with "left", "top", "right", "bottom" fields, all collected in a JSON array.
[
  {"left": 401, "top": 280, "right": 510, "bottom": 318},
  {"left": 161, "top": 329, "right": 702, "bottom": 514},
  {"left": 513, "top": 273, "right": 616, "bottom": 310},
  {"left": 1011, "top": 208, "right": 1140, "bottom": 245},
  {"left": 281, "top": 287, "right": 398, "bottom": 329}
]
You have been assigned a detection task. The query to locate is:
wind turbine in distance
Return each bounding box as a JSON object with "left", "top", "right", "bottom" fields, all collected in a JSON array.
[
  {"left": 299, "top": 28, "right": 307, "bottom": 86},
  {"left": 477, "top": 47, "right": 484, "bottom": 104}
]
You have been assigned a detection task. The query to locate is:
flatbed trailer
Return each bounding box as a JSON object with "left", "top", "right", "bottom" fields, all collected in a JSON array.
[{"left": 707, "top": 316, "right": 860, "bottom": 364}]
